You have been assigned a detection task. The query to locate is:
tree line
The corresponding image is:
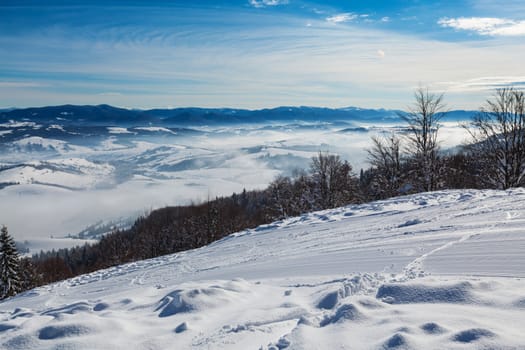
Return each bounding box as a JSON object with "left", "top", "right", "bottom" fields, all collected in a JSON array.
[
  {"left": 1, "top": 87, "right": 524, "bottom": 299},
  {"left": 362, "top": 87, "right": 525, "bottom": 199}
]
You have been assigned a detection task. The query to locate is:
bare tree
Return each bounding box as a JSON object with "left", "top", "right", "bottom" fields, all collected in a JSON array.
[
  {"left": 267, "top": 175, "right": 294, "bottom": 220},
  {"left": 366, "top": 132, "right": 403, "bottom": 198},
  {"left": 310, "top": 152, "right": 356, "bottom": 209},
  {"left": 466, "top": 88, "right": 525, "bottom": 189},
  {"left": 400, "top": 87, "right": 446, "bottom": 192}
]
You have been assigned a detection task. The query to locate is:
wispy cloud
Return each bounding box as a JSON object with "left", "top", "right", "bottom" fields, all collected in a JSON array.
[
  {"left": 0, "top": 81, "right": 47, "bottom": 88},
  {"left": 439, "top": 17, "right": 525, "bottom": 36},
  {"left": 98, "top": 92, "right": 123, "bottom": 96},
  {"left": 326, "top": 13, "right": 358, "bottom": 24},
  {"left": 249, "top": 0, "right": 288, "bottom": 8},
  {"left": 1, "top": 2, "right": 524, "bottom": 110},
  {"left": 437, "top": 76, "right": 525, "bottom": 92}
]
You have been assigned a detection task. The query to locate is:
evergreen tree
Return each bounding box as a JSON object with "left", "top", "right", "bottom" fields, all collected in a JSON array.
[
  {"left": 0, "top": 226, "right": 22, "bottom": 299},
  {"left": 19, "top": 257, "right": 41, "bottom": 291}
]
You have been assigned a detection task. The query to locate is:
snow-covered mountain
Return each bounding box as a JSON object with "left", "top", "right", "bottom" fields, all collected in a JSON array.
[
  {"left": 0, "top": 105, "right": 407, "bottom": 126},
  {"left": 0, "top": 189, "right": 524, "bottom": 349}
]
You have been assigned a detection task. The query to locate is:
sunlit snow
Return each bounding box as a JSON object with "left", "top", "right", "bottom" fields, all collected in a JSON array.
[{"left": 0, "top": 189, "right": 524, "bottom": 349}]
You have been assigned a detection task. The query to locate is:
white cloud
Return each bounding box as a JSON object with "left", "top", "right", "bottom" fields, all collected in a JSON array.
[
  {"left": 439, "top": 17, "right": 525, "bottom": 36},
  {"left": 326, "top": 13, "right": 358, "bottom": 24},
  {"left": 381, "top": 17, "right": 390, "bottom": 22},
  {"left": 377, "top": 49, "right": 385, "bottom": 58},
  {"left": 437, "top": 76, "right": 525, "bottom": 92},
  {"left": 249, "top": 0, "right": 288, "bottom": 8}
]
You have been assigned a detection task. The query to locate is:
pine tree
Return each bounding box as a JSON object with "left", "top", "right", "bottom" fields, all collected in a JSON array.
[
  {"left": 19, "top": 257, "right": 41, "bottom": 291},
  {"left": 0, "top": 226, "right": 22, "bottom": 299}
]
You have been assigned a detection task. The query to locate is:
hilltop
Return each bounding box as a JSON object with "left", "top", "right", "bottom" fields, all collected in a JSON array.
[{"left": 0, "top": 189, "right": 524, "bottom": 349}]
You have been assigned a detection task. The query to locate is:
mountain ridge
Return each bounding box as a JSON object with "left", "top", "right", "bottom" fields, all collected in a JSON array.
[{"left": 0, "top": 104, "right": 475, "bottom": 126}]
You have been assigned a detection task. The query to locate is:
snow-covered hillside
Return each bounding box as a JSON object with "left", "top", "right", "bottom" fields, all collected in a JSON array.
[{"left": 1, "top": 189, "right": 525, "bottom": 349}]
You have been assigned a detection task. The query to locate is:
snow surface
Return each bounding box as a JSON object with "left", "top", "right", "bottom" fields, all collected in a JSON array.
[
  {"left": 1, "top": 189, "right": 525, "bottom": 349},
  {"left": 0, "top": 158, "right": 115, "bottom": 190}
]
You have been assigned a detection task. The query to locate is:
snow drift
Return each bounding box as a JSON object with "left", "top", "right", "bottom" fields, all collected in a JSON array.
[{"left": 0, "top": 189, "right": 525, "bottom": 349}]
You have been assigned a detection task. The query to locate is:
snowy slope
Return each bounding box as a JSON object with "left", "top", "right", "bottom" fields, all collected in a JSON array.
[
  {"left": 0, "top": 158, "right": 115, "bottom": 190},
  {"left": 1, "top": 189, "right": 525, "bottom": 349}
]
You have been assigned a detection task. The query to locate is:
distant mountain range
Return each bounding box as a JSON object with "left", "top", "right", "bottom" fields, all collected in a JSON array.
[{"left": 0, "top": 104, "right": 475, "bottom": 126}]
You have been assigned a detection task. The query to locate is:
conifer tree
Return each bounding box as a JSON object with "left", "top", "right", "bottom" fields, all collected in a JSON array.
[{"left": 0, "top": 226, "right": 22, "bottom": 299}]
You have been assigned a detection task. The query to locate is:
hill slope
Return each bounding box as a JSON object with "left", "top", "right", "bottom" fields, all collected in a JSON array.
[{"left": 1, "top": 189, "right": 524, "bottom": 349}]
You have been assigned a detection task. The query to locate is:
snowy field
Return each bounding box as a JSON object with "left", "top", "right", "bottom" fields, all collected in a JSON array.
[{"left": 0, "top": 189, "right": 524, "bottom": 349}]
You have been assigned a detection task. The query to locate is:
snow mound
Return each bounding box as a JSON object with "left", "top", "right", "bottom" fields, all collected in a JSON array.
[
  {"left": 1, "top": 189, "right": 525, "bottom": 349},
  {"left": 320, "top": 303, "right": 365, "bottom": 326},
  {"left": 316, "top": 274, "right": 382, "bottom": 309},
  {"left": 452, "top": 328, "right": 495, "bottom": 343},
  {"left": 174, "top": 321, "right": 188, "bottom": 333},
  {"left": 420, "top": 322, "right": 447, "bottom": 334},
  {"left": 42, "top": 302, "right": 92, "bottom": 319},
  {"left": 376, "top": 281, "right": 474, "bottom": 304},
  {"left": 156, "top": 279, "right": 253, "bottom": 317},
  {"left": 0, "top": 323, "right": 16, "bottom": 332},
  {"left": 155, "top": 290, "right": 196, "bottom": 316},
  {"left": 2, "top": 334, "right": 38, "bottom": 350},
  {"left": 38, "top": 324, "right": 94, "bottom": 340},
  {"left": 382, "top": 333, "right": 411, "bottom": 349}
]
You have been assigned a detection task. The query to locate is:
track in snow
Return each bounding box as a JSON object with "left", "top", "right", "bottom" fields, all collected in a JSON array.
[{"left": 1, "top": 189, "right": 525, "bottom": 349}]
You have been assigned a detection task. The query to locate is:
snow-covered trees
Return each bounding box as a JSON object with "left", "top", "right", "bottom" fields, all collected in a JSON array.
[
  {"left": 400, "top": 88, "right": 447, "bottom": 192},
  {"left": 268, "top": 175, "right": 294, "bottom": 220},
  {"left": 364, "top": 88, "right": 447, "bottom": 196},
  {"left": 310, "top": 152, "right": 357, "bottom": 209},
  {"left": 265, "top": 152, "right": 360, "bottom": 220},
  {"left": 366, "top": 133, "right": 403, "bottom": 198},
  {"left": 0, "top": 226, "right": 22, "bottom": 299},
  {"left": 466, "top": 88, "right": 525, "bottom": 189}
]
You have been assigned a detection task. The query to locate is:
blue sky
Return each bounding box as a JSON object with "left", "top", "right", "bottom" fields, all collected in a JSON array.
[{"left": 1, "top": 0, "right": 524, "bottom": 109}]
